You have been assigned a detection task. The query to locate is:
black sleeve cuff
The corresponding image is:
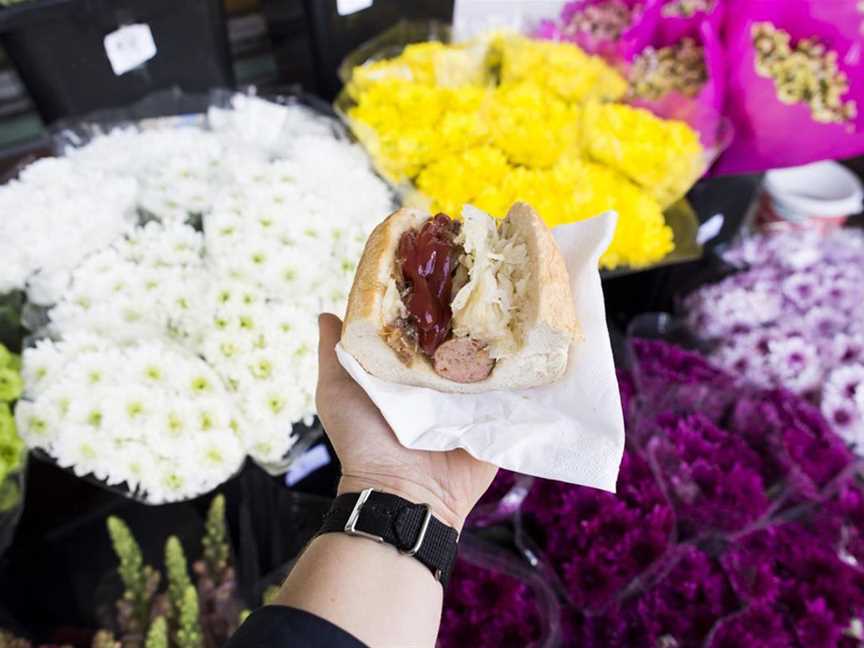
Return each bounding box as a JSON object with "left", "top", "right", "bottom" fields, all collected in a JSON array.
[{"left": 225, "top": 605, "right": 368, "bottom": 648}]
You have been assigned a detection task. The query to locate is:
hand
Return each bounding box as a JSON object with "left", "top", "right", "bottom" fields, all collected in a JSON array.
[{"left": 316, "top": 313, "right": 497, "bottom": 532}]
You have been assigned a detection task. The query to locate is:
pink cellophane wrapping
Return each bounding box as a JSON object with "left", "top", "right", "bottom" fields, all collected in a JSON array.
[{"left": 712, "top": 0, "right": 864, "bottom": 175}]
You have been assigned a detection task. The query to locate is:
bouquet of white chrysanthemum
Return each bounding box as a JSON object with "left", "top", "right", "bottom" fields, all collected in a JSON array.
[
  {"left": 17, "top": 334, "right": 246, "bottom": 504},
  {"left": 47, "top": 220, "right": 207, "bottom": 344},
  {"left": 0, "top": 157, "right": 138, "bottom": 305},
  {"left": 191, "top": 279, "right": 319, "bottom": 467},
  {"left": 9, "top": 93, "right": 395, "bottom": 502}
]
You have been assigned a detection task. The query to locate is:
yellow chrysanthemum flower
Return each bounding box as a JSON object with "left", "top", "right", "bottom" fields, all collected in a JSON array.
[
  {"left": 348, "top": 80, "right": 444, "bottom": 180},
  {"left": 489, "top": 82, "right": 581, "bottom": 168},
  {"left": 345, "top": 35, "right": 695, "bottom": 268},
  {"left": 496, "top": 35, "right": 628, "bottom": 103},
  {"left": 348, "top": 41, "right": 488, "bottom": 98},
  {"left": 416, "top": 146, "right": 512, "bottom": 215},
  {"left": 583, "top": 102, "right": 703, "bottom": 208}
]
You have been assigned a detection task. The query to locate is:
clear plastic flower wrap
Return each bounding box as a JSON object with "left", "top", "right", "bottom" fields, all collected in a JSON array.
[
  {"left": 336, "top": 20, "right": 706, "bottom": 274},
  {"left": 438, "top": 533, "right": 562, "bottom": 648},
  {"left": 713, "top": 0, "right": 864, "bottom": 175},
  {"left": 9, "top": 89, "right": 396, "bottom": 504},
  {"left": 571, "top": 544, "right": 738, "bottom": 647},
  {"left": 465, "top": 470, "right": 534, "bottom": 529},
  {"left": 625, "top": 333, "right": 741, "bottom": 435},
  {"left": 645, "top": 411, "right": 773, "bottom": 539}
]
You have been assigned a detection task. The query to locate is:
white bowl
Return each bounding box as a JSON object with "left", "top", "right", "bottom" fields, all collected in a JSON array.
[{"left": 764, "top": 160, "right": 863, "bottom": 221}]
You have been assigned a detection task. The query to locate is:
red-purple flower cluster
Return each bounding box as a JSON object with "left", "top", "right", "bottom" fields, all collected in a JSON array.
[
  {"left": 441, "top": 339, "right": 864, "bottom": 647},
  {"left": 649, "top": 412, "right": 770, "bottom": 537},
  {"left": 729, "top": 388, "right": 855, "bottom": 499},
  {"left": 720, "top": 517, "right": 864, "bottom": 647},
  {"left": 521, "top": 449, "right": 675, "bottom": 612},
  {"left": 438, "top": 557, "right": 546, "bottom": 648}
]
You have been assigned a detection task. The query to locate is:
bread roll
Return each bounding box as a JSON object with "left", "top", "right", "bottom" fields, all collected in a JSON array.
[{"left": 342, "top": 202, "right": 579, "bottom": 393}]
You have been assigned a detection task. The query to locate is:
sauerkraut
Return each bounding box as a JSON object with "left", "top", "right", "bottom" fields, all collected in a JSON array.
[
  {"left": 382, "top": 276, "right": 407, "bottom": 324},
  {"left": 451, "top": 205, "right": 528, "bottom": 358}
]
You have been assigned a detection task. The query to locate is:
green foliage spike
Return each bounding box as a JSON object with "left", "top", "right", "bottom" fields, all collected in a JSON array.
[
  {"left": 262, "top": 585, "right": 280, "bottom": 606},
  {"left": 175, "top": 586, "right": 203, "bottom": 648},
  {"left": 91, "top": 630, "right": 119, "bottom": 648},
  {"left": 144, "top": 616, "right": 168, "bottom": 648},
  {"left": 165, "top": 535, "right": 192, "bottom": 621},
  {"left": 107, "top": 516, "right": 152, "bottom": 634},
  {"left": 202, "top": 494, "right": 229, "bottom": 584}
]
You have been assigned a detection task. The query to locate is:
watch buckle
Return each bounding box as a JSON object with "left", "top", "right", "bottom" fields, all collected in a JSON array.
[
  {"left": 399, "top": 504, "right": 432, "bottom": 557},
  {"left": 344, "top": 488, "right": 385, "bottom": 543}
]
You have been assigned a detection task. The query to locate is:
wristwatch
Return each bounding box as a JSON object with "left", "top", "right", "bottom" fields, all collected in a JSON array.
[{"left": 317, "top": 488, "right": 459, "bottom": 588}]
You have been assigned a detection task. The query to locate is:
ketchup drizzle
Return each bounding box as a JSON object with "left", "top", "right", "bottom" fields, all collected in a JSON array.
[{"left": 397, "top": 214, "right": 458, "bottom": 356}]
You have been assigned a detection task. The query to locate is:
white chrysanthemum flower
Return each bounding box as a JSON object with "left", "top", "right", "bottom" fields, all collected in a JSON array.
[
  {"left": 13, "top": 400, "right": 59, "bottom": 446},
  {"left": 21, "top": 340, "right": 68, "bottom": 397},
  {"left": 781, "top": 273, "right": 822, "bottom": 310},
  {"left": 17, "top": 336, "right": 245, "bottom": 503},
  {"left": 822, "top": 391, "right": 864, "bottom": 448},
  {"left": 765, "top": 336, "right": 822, "bottom": 394},
  {"left": 48, "top": 222, "right": 205, "bottom": 344},
  {"left": 190, "top": 278, "right": 320, "bottom": 465},
  {"left": 825, "top": 365, "right": 864, "bottom": 404},
  {"left": 0, "top": 156, "right": 138, "bottom": 304}
]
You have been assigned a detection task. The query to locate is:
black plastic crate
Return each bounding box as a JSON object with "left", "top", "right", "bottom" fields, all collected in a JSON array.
[
  {"left": 259, "top": 0, "right": 319, "bottom": 93},
  {"left": 302, "top": 0, "right": 454, "bottom": 98},
  {"left": 0, "top": 0, "right": 234, "bottom": 123}
]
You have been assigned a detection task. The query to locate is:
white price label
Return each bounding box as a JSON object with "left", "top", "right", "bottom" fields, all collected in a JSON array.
[
  {"left": 284, "top": 444, "right": 331, "bottom": 487},
  {"left": 337, "top": 0, "right": 373, "bottom": 16},
  {"left": 697, "top": 213, "right": 725, "bottom": 245},
  {"left": 104, "top": 23, "right": 157, "bottom": 76}
]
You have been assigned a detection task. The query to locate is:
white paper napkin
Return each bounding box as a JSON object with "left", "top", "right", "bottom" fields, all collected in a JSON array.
[{"left": 336, "top": 212, "right": 625, "bottom": 492}]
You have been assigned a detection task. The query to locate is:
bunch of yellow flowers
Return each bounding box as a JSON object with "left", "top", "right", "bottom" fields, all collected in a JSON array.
[{"left": 346, "top": 35, "right": 704, "bottom": 269}]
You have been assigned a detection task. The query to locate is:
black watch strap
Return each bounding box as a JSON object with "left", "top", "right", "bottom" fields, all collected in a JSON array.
[{"left": 317, "top": 489, "right": 459, "bottom": 588}]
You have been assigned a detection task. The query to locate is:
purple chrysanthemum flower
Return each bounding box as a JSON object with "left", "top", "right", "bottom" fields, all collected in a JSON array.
[
  {"left": 521, "top": 449, "right": 674, "bottom": 612},
  {"left": 438, "top": 558, "right": 545, "bottom": 648},
  {"left": 764, "top": 336, "right": 822, "bottom": 394},
  {"left": 730, "top": 389, "right": 853, "bottom": 497},
  {"left": 635, "top": 546, "right": 738, "bottom": 646},
  {"left": 829, "top": 335, "right": 864, "bottom": 367},
  {"left": 649, "top": 412, "right": 770, "bottom": 537}
]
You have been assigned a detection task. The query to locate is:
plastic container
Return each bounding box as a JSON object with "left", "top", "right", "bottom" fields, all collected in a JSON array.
[
  {"left": 757, "top": 160, "right": 864, "bottom": 232},
  {"left": 465, "top": 470, "right": 534, "bottom": 529},
  {"left": 0, "top": 0, "right": 234, "bottom": 123}
]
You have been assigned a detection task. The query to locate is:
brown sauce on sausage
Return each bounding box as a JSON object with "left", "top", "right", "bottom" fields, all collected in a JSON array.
[{"left": 397, "top": 214, "right": 459, "bottom": 357}]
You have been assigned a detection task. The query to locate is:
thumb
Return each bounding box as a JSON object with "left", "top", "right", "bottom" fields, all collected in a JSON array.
[{"left": 317, "top": 312, "right": 346, "bottom": 384}]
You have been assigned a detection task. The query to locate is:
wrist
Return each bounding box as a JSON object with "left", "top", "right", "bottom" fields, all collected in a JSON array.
[{"left": 338, "top": 474, "right": 465, "bottom": 533}]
